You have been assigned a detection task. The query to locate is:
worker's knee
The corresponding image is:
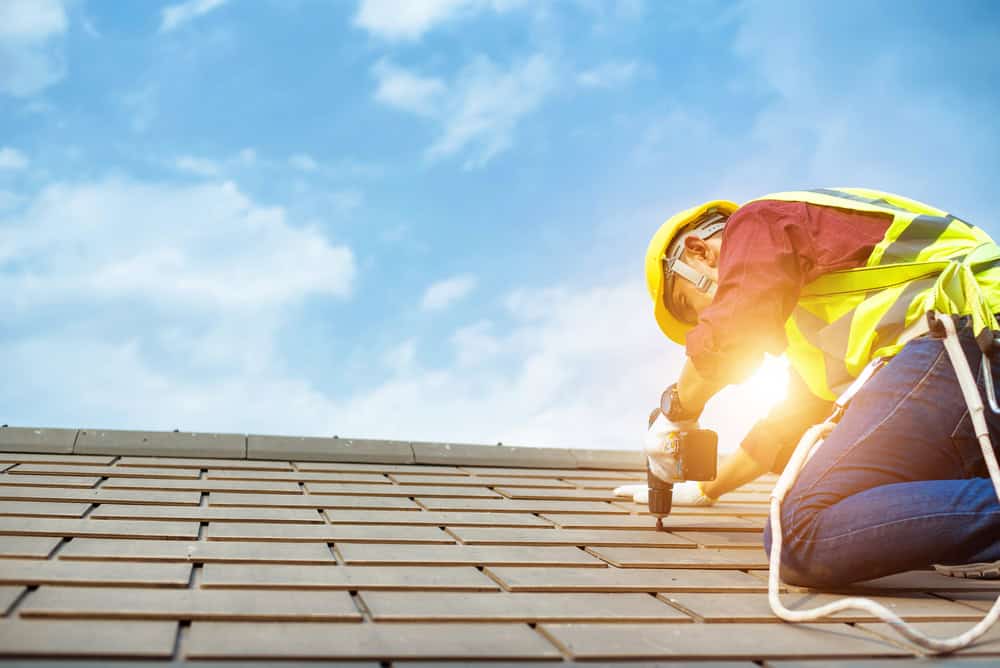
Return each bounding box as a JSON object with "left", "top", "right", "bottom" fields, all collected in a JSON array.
[{"left": 764, "top": 508, "right": 856, "bottom": 589}]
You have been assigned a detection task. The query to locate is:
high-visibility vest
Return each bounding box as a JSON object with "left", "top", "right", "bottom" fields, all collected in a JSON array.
[{"left": 745, "top": 188, "right": 1000, "bottom": 401}]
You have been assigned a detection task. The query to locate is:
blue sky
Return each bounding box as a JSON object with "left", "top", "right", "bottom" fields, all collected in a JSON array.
[{"left": 1, "top": 0, "right": 999, "bottom": 451}]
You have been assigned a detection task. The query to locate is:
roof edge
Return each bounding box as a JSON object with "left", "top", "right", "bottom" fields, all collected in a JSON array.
[{"left": 0, "top": 425, "right": 645, "bottom": 471}]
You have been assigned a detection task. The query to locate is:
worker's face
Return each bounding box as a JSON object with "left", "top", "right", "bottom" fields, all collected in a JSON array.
[{"left": 667, "top": 234, "right": 723, "bottom": 324}]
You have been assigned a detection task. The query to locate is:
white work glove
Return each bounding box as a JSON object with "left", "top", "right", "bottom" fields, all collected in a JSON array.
[
  {"left": 643, "top": 412, "right": 697, "bottom": 483},
  {"left": 671, "top": 480, "right": 716, "bottom": 506},
  {"left": 613, "top": 483, "right": 648, "bottom": 504},
  {"left": 613, "top": 480, "right": 716, "bottom": 506}
]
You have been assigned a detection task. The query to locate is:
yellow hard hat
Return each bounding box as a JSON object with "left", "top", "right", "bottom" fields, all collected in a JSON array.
[{"left": 645, "top": 199, "right": 739, "bottom": 345}]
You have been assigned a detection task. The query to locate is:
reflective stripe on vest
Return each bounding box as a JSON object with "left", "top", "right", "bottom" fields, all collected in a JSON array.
[{"left": 746, "top": 188, "right": 1000, "bottom": 400}]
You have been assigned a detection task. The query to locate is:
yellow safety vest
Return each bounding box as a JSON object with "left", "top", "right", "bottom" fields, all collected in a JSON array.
[{"left": 746, "top": 188, "right": 1000, "bottom": 400}]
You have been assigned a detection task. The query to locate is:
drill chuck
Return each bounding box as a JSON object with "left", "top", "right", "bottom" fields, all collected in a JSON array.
[{"left": 646, "top": 468, "right": 674, "bottom": 520}]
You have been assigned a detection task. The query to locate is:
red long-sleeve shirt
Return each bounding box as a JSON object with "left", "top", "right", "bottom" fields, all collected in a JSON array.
[
  {"left": 684, "top": 199, "right": 893, "bottom": 472},
  {"left": 685, "top": 199, "right": 892, "bottom": 385}
]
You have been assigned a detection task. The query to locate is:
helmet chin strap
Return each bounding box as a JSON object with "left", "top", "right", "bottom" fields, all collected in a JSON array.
[
  {"left": 667, "top": 257, "right": 718, "bottom": 297},
  {"left": 663, "top": 216, "right": 725, "bottom": 299}
]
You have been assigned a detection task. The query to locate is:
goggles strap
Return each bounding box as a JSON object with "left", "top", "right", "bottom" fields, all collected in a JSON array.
[{"left": 668, "top": 258, "right": 718, "bottom": 297}]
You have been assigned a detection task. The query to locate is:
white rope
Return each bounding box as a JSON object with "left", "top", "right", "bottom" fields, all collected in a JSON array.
[{"left": 768, "top": 312, "right": 1000, "bottom": 654}]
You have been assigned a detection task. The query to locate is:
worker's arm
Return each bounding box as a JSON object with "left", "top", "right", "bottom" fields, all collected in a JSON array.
[
  {"left": 676, "top": 356, "right": 727, "bottom": 418},
  {"left": 739, "top": 371, "right": 834, "bottom": 474},
  {"left": 700, "top": 447, "right": 766, "bottom": 499},
  {"left": 678, "top": 368, "right": 831, "bottom": 501}
]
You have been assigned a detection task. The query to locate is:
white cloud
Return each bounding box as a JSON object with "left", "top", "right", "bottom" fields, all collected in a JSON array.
[
  {"left": 373, "top": 54, "right": 555, "bottom": 167},
  {"left": 0, "top": 178, "right": 355, "bottom": 312},
  {"left": 0, "top": 148, "right": 29, "bottom": 171},
  {"left": 328, "top": 189, "right": 364, "bottom": 212},
  {"left": 0, "top": 0, "right": 67, "bottom": 97},
  {"left": 430, "top": 54, "right": 554, "bottom": 167},
  {"left": 174, "top": 155, "right": 220, "bottom": 177},
  {"left": 160, "top": 0, "right": 229, "bottom": 33},
  {"left": 237, "top": 148, "right": 257, "bottom": 166},
  {"left": 288, "top": 153, "right": 319, "bottom": 172},
  {"left": 421, "top": 274, "right": 477, "bottom": 311},
  {"left": 0, "top": 254, "right": 772, "bottom": 451},
  {"left": 354, "top": 0, "right": 525, "bottom": 41},
  {"left": 576, "top": 60, "right": 638, "bottom": 88},
  {"left": 121, "top": 84, "right": 159, "bottom": 133},
  {"left": 0, "top": 0, "right": 66, "bottom": 40},
  {"left": 372, "top": 60, "right": 446, "bottom": 117},
  {"left": 382, "top": 339, "right": 418, "bottom": 375},
  {"left": 319, "top": 278, "right": 774, "bottom": 450},
  {"left": 0, "top": 190, "right": 21, "bottom": 212},
  {"left": 451, "top": 320, "right": 500, "bottom": 366}
]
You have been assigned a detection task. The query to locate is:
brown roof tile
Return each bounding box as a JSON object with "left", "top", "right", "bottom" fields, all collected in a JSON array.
[
  {"left": 102, "top": 478, "right": 303, "bottom": 493},
  {"left": 90, "top": 503, "right": 325, "bottom": 523},
  {"left": 0, "top": 453, "right": 113, "bottom": 465},
  {"left": 0, "top": 558, "right": 191, "bottom": 587},
  {"left": 0, "top": 428, "right": 78, "bottom": 455},
  {"left": 662, "top": 591, "right": 983, "bottom": 623},
  {"left": 75, "top": 429, "right": 245, "bottom": 458},
  {"left": 336, "top": 543, "right": 606, "bottom": 567},
  {"left": 0, "top": 619, "right": 177, "bottom": 657},
  {"left": 59, "top": 538, "right": 336, "bottom": 564},
  {"left": 323, "top": 509, "right": 552, "bottom": 527},
  {"left": 208, "top": 491, "right": 420, "bottom": 509},
  {"left": 0, "top": 486, "right": 201, "bottom": 505},
  {"left": 539, "top": 622, "right": 909, "bottom": 660},
  {"left": 0, "top": 516, "right": 199, "bottom": 540},
  {"left": 486, "top": 566, "right": 767, "bottom": 592},
  {"left": 21, "top": 586, "right": 362, "bottom": 621},
  {"left": 540, "top": 511, "right": 758, "bottom": 531},
  {"left": 205, "top": 521, "right": 455, "bottom": 543},
  {"left": 360, "top": 591, "right": 689, "bottom": 622},
  {"left": 305, "top": 482, "right": 503, "bottom": 497},
  {"left": 7, "top": 463, "right": 201, "bottom": 478},
  {"left": 185, "top": 621, "right": 561, "bottom": 660},
  {"left": 448, "top": 526, "right": 696, "bottom": 547},
  {"left": 0, "top": 474, "right": 100, "bottom": 489},
  {"left": 585, "top": 546, "right": 769, "bottom": 569},
  {"left": 0, "top": 501, "right": 91, "bottom": 518},
  {"left": 414, "top": 496, "right": 626, "bottom": 513},
  {"left": 201, "top": 563, "right": 499, "bottom": 590},
  {"left": 0, "top": 536, "right": 62, "bottom": 559}
]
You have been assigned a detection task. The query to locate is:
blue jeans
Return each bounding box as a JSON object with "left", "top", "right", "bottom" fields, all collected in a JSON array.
[{"left": 764, "top": 322, "right": 1000, "bottom": 587}]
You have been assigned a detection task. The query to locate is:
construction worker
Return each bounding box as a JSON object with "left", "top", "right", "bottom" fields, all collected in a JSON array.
[{"left": 639, "top": 188, "right": 1000, "bottom": 586}]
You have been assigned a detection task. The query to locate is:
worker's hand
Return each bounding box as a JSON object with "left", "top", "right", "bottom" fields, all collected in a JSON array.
[
  {"left": 671, "top": 480, "right": 716, "bottom": 506},
  {"left": 612, "top": 483, "right": 648, "bottom": 504},
  {"left": 644, "top": 411, "right": 698, "bottom": 482},
  {"left": 612, "top": 480, "right": 715, "bottom": 506}
]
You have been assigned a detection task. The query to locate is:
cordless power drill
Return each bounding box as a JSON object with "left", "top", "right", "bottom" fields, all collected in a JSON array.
[
  {"left": 646, "top": 428, "right": 718, "bottom": 530},
  {"left": 648, "top": 384, "right": 719, "bottom": 530}
]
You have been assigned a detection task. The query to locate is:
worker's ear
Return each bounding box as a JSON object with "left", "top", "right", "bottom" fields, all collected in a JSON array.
[{"left": 682, "top": 236, "right": 719, "bottom": 268}]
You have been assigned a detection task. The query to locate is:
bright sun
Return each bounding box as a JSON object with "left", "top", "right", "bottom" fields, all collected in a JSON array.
[{"left": 743, "top": 354, "right": 790, "bottom": 407}]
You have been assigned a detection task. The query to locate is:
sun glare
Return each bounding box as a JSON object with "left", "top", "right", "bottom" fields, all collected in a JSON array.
[{"left": 743, "top": 354, "right": 790, "bottom": 407}]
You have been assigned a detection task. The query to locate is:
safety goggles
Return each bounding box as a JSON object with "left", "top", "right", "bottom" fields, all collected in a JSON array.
[{"left": 662, "top": 211, "right": 728, "bottom": 323}]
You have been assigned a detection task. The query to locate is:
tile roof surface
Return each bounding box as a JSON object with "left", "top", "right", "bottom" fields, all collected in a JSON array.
[{"left": 0, "top": 425, "right": 998, "bottom": 663}]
